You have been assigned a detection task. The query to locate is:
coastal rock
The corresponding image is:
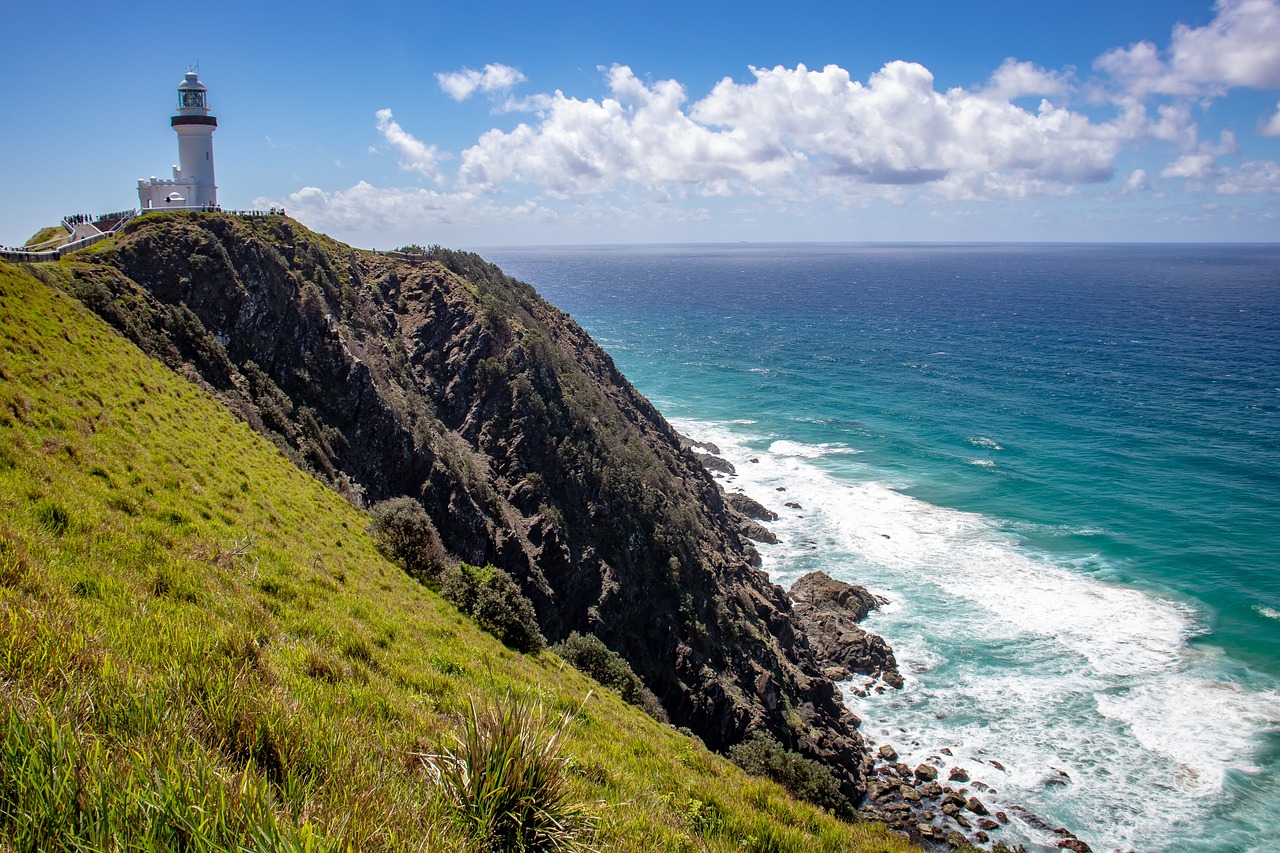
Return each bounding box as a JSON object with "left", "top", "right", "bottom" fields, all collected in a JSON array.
[
  {"left": 965, "top": 796, "right": 990, "bottom": 815},
  {"left": 724, "top": 492, "right": 779, "bottom": 521},
  {"left": 788, "top": 571, "right": 903, "bottom": 686},
  {"left": 879, "top": 744, "right": 899, "bottom": 762},
  {"left": 695, "top": 452, "right": 735, "bottom": 475},
  {"left": 738, "top": 518, "right": 779, "bottom": 544},
  {"left": 914, "top": 763, "right": 938, "bottom": 782},
  {"left": 948, "top": 766, "right": 969, "bottom": 782},
  {"left": 1057, "top": 841, "right": 1092, "bottom": 853}
]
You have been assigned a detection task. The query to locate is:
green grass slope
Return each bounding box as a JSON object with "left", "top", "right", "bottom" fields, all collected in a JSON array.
[{"left": 0, "top": 259, "right": 918, "bottom": 852}]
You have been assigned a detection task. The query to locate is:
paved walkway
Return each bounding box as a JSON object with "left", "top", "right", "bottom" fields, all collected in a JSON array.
[{"left": 68, "top": 221, "right": 102, "bottom": 241}]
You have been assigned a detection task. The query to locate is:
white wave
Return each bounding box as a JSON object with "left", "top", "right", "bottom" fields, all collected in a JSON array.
[
  {"left": 1255, "top": 605, "right": 1280, "bottom": 621},
  {"left": 768, "top": 439, "right": 859, "bottom": 458},
  {"left": 668, "top": 414, "right": 1280, "bottom": 852},
  {"left": 968, "top": 435, "right": 1004, "bottom": 451},
  {"left": 967, "top": 458, "right": 997, "bottom": 468}
]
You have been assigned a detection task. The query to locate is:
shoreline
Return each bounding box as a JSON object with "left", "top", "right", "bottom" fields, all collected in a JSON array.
[{"left": 684, "top": 434, "right": 1084, "bottom": 852}]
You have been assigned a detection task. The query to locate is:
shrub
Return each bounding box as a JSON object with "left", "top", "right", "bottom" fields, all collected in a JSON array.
[
  {"left": 551, "top": 633, "right": 666, "bottom": 721},
  {"left": 727, "top": 731, "right": 852, "bottom": 820},
  {"left": 428, "top": 696, "right": 597, "bottom": 852},
  {"left": 442, "top": 563, "right": 545, "bottom": 654},
  {"left": 368, "top": 496, "right": 448, "bottom": 583}
]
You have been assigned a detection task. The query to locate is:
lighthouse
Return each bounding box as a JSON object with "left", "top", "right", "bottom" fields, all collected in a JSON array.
[{"left": 137, "top": 71, "right": 218, "bottom": 210}]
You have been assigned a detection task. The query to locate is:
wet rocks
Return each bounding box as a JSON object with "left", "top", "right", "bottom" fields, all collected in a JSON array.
[
  {"left": 788, "top": 571, "right": 903, "bottom": 686},
  {"left": 948, "top": 766, "right": 969, "bottom": 782},
  {"left": 914, "top": 763, "right": 939, "bottom": 782},
  {"left": 738, "top": 518, "right": 779, "bottom": 544},
  {"left": 879, "top": 744, "right": 899, "bottom": 762},
  {"left": 695, "top": 451, "right": 735, "bottom": 475},
  {"left": 724, "top": 491, "right": 779, "bottom": 521}
]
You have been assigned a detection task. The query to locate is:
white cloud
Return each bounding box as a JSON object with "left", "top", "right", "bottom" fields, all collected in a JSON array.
[
  {"left": 1262, "top": 102, "right": 1280, "bottom": 136},
  {"left": 1156, "top": 151, "right": 1280, "bottom": 193},
  {"left": 1096, "top": 0, "right": 1280, "bottom": 96},
  {"left": 437, "top": 63, "right": 527, "bottom": 101},
  {"left": 1162, "top": 153, "right": 1216, "bottom": 179},
  {"left": 1211, "top": 159, "right": 1280, "bottom": 193},
  {"left": 374, "top": 108, "right": 443, "bottom": 180},
  {"left": 454, "top": 62, "right": 1121, "bottom": 202},
  {"left": 255, "top": 181, "right": 556, "bottom": 233},
  {"left": 983, "top": 59, "right": 1071, "bottom": 101},
  {"left": 1125, "top": 168, "right": 1153, "bottom": 192}
]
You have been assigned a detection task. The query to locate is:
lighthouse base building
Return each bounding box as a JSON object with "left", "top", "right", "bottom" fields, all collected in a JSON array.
[{"left": 138, "top": 71, "right": 218, "bottom": 210}]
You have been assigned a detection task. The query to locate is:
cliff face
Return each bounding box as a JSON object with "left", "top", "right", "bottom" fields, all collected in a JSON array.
[{"left": 64, "top": 212, "right": 871, "bottom": 798}]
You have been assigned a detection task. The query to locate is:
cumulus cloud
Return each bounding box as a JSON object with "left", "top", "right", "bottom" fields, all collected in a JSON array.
[
  {"left": 375, "top": 109, "right": 443, "bottom": 180},
  {"left": 454, "top": 62, "right": 1120, "bottom": 202},
  {"left": 983, "top": 59, "right": 1071, "bottom": 101},
  {"left": 1096, "top": 0, "right": 1280, "bottom": 96},
  {"left": 437, "top": 63, "right": 527, "bottom": 101}
]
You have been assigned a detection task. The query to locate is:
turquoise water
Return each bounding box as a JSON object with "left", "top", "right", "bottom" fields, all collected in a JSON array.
[{"left": 485, "top": 244, "right": 1280, "bottom": 852}]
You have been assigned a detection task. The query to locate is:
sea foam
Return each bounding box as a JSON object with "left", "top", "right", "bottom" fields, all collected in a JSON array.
[{"left": 674, "top": 416, "right": 1280, "bottom": 853}]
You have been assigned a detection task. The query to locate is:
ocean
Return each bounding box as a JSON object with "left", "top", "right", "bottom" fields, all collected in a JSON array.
[{"left": 482, "top": 243, "right": 1280, "bottom": 853}]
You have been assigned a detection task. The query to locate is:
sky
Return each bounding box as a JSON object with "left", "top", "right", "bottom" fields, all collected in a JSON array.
[{"left": 3, "top": 0, "right": 1280, "bottom": 247}]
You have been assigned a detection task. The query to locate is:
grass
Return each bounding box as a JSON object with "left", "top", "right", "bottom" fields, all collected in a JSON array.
[
  {"left": 0, "top": 258, "right": 922, "bottom": 852},
  {"left": 428, "top": 696, "right": 597, "bottom": 851},
  {"left": 23, "top": 225, "right": 69, "bottom": 250}
]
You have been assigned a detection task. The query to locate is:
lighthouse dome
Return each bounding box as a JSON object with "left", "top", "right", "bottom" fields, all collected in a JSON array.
[{"left": 177, "top": 71, "right": 206, "bottom": 92}]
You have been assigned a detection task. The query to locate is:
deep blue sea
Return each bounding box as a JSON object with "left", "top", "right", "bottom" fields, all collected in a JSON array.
[{"left": 483, "top": 244, "right": 1280, "bottom": 853}]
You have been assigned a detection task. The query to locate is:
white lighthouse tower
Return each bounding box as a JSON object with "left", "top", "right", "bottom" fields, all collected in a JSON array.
[{"left": 137, "top": 71, "right": 218, "bottom": 210}]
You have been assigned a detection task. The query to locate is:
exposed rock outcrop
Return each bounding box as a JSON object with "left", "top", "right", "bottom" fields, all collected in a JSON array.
[
  {"left": 62, "top": 212, "right": 873, "bottom": 802},
  {"left": 724, "top": 492, "right": 779, "bottom": 521},
  {"left": 789, "top": 571, "right": 903, "bottom": 688}
]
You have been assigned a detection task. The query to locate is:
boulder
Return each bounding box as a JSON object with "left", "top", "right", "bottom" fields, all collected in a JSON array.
[
  {"left": 695, "top": 452, "right": 735, "bottom": 474},
  {"left": 738, "top": 518, "right": 779, "bottom": 544},
  {"left": 788, "top": 571, "right": 903, "bottom": 687},
  {"left": 878, "top": 744, "right": 899, "bottom": 762},
  {"left": 724, "top": 491, "right": 779, "bottom": 521},
  {"left": 1058, "top": 841, "right": 1092, "bottom": 853},
  {"left": 966, "top": 796, "right": 990, "bottom": 815},
  {"left": 948, "top": 766, "right": 969, "bottom": 782},
  {"left": 914, "top": 763, "right": 938, "bottom": 782}
]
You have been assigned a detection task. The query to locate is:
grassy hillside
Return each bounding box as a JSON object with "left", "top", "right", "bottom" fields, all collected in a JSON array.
[{"left": 0, "top": 259, "right": 918, "bottom": 851}]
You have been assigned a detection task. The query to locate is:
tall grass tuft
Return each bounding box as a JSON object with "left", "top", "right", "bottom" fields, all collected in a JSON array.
[{"left": 428, "top": 695, "right": 597, "bottom": 852}]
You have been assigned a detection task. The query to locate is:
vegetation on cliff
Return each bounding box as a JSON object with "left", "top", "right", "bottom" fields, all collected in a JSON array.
[{"left": 0, "top": 258, "right": 920, "bottom": 851}]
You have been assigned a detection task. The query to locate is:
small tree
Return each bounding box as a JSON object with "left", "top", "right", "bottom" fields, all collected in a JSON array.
[
  {"left": 368, "top": 497, "right": 447, "bottom": 583},
  {"left": 442, "top": 563, "right": 545, "bottom": 654},
  {"left": 551, "top": 633, "right": 666, "bottom": 721},
  {"left": 727, "top": 731, "right": 852, "bottom": 819}
]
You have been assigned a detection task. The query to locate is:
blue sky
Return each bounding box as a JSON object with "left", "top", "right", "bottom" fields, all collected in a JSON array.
[{"left": 3, "top": 0, "right": 1279, "bottom": 247}]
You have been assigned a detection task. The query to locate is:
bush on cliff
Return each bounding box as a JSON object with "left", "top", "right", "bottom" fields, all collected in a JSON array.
[
  {"left": 443, "top": 562, "right": 546, "bottom": 653},
  {"left": 728, "top": 732, "right": 853, "bottom": 820},
  {"left": 368, "top": 496, "right": 449, "bottom": 584},
  {"left": 551, "top": 632, "right": 668, "bottom": 722}
]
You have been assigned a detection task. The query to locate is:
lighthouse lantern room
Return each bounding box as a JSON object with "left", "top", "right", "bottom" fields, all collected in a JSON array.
[{"left": 138, "top": 71, "right": 219, "bottom": 210}]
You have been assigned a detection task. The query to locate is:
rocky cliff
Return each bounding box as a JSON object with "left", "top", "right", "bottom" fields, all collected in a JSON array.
[{"left": 59, "top": 212, "right": 873, "bottom": 799}]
